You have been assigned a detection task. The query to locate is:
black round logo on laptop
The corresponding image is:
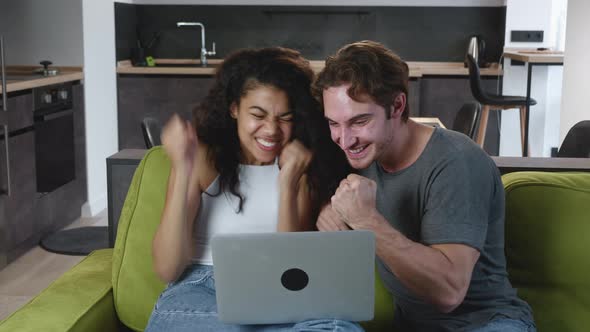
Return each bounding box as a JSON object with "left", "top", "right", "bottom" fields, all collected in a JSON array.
[{"left": 281, "top": 268, "right": 309, "bottom": 291}]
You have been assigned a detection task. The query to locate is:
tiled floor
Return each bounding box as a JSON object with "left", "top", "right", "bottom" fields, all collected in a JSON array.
[{"left": 0, "top": 209, "right": 108, "bottom": 321}]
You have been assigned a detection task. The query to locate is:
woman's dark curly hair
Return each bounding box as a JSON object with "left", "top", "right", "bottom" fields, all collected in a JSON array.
[{"left": 193, "top": 47, "right": 351, "bottom": 214}]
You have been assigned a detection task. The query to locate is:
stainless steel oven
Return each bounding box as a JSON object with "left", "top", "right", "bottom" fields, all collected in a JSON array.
[{"left": 33, "top": 83, "right": 75, "bottom": 193}]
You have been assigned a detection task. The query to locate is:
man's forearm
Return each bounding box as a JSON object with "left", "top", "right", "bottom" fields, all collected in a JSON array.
[{"left": 363, "top": 214, "right": 470, "bottom": 313}]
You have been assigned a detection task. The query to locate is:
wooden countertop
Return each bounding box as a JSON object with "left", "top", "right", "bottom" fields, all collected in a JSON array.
[
  {"left": 0, "top": 66, "right": 84, "bottom": 94},
  {"left": 117, "top": 59, "right": 503, "bottom": 77},
  {"left": 503, "top": 49, "right": 564, "bottom": 64},
  {"left": 492, "top": 156, "right": 590, "bottom": 174},
  {"left": 406, "top": 61, "right": 502, "bottom": 77}
]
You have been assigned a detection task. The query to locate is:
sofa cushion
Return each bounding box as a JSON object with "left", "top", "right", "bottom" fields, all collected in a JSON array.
[
  {"left": 502, "top": 171, "right": 590, "bottom": 332},
  {"left": 0, "top": 249, "right": 116, "bottom": 332},
  {"left": 112, "top": 147, "right": 169, "bottom": 331}
]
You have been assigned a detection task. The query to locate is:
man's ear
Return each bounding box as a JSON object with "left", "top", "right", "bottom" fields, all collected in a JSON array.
[
  {"left": 230, "top": 102, "right": 238, "bottom": 119},
  {"left": 389, "top": 93, "right": 406, "bottom": 119}
]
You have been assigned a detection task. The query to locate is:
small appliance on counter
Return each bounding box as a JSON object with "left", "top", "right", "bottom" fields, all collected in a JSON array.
[
  {"left": 132, "top": 31, "right": 160, "bottom": 67},
  {"left": 34, "top": 60, "right": 59, "bottom": 76},
  {"left": 464, "top": 35, "right": 489, "bottom": 68}
]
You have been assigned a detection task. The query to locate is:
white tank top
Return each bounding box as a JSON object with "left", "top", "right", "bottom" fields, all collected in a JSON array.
[{"left": 191, "top": 162, "right": 280, "bottom": 264}]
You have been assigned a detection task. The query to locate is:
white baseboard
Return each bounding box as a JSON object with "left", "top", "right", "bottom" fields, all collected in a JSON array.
[{"left": 81, "top": 193, "right": 108, "bottom": 218}]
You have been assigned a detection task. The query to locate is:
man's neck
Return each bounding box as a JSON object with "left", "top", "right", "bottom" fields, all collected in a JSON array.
[{"left": 378, "top": 120, "right": 435, "bottom": 173}]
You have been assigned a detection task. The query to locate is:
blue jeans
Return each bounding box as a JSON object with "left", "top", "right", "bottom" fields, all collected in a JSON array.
[
  {"left": 470, "top": 317, "right": 537, "bottom": 332},
  {"left": 145, "top": 264, "right": 364, "bottom": 332}
]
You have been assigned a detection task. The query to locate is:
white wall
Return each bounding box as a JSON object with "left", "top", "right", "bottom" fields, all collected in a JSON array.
[
  {"left": 501, "top": 0, "right": 566, "bottom": 157},
  {"left": 559, "top": 0, "right": 590, "bottom": 141},
  {"left": 0, "top": 0, "right": 83, "bottom": 66},
  {"left": 81, "top": 0, "right": 119, "bottom": 217}
]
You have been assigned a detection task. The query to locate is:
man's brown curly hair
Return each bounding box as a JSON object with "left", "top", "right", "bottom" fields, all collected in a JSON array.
[{"left": 313, "top": 40, "right": 410, "bottom": 121}]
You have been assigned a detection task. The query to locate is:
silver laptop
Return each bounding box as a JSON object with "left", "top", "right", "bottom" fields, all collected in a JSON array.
[{"left": 211, "top": 230, "right": 375, "bottom": 325}]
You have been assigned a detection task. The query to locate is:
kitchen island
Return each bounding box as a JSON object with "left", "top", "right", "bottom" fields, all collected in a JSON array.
[{"left": 117, "top": 59, "right": 503, "bottom": 154}]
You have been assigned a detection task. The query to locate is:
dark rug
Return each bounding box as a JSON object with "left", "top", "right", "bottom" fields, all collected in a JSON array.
[{"left": 40, "top": 226, "right": 109, "bottom": 256}]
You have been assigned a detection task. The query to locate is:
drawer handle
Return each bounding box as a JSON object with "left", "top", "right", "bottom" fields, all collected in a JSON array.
[
  {"left": 1, "top": 37, "right": 10, "bottom": 196},
  {"left": 2, "top": 124, "right": 10, "bottom": 197},
  {"left": 1, "top": 36, "right": 6, "bottom": 111}
]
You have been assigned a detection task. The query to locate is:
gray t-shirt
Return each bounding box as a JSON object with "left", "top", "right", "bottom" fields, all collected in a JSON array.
[{"left": 359, "top": 128, "right": 533, "bottom": 332}]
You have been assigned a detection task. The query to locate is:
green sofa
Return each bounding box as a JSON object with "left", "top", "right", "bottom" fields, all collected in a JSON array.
[
  {"left": 502, "top": 171, "right": 590, "bottom": 331},
  {"left": 0, "top": 147, "right": 393, "bottom": 332},
  {"left": 1, "top": 147, "right": 588, "bottom": 331}
]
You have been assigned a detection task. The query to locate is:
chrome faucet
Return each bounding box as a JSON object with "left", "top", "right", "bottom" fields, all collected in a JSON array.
[{"left": 177, "top": 22, "right": 216, "bottom": 67}]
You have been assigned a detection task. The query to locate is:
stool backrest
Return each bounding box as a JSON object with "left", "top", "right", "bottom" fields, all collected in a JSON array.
[
  {"left": 453, "top": 102, "right": 481, "bottom": 140},
  {"left": 466, "top": 54, "right": 490, "bottom": 104},
  {"left": 557, "top": 120, "right": 590, "bottom": 158},
  {"left": 141, "top": 117, "right": 162, "bottom": 148}
]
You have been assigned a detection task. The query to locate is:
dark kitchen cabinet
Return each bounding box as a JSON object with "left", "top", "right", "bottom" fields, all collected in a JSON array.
[
  {"left": 117, "top": 75, "right": 215, "bottom": 149},
  {"left": 0, "top": 83, "right": 86, "bottom": 270},
  {"left": 0, "top": 131, "right": 37, "bottom": 262},
  {"left": 117, "top": 76, "right": 419, "bottom": 150},
  {"left": 407, "top": 79, "right": 420, "bottom": 117},
  {"left": 0, "top": 91, "right": 36, "bottom": 269},
  {"left": 2, "top": 90, "right": 34, "bottom": 130},
  {"left": 116, "top": 75, "right": 501, "bottom": 155}
]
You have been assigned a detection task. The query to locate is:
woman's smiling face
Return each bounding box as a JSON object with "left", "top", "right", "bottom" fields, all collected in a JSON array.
[{"left": 231, "top": 84, "right": 293, "bottom": 165}]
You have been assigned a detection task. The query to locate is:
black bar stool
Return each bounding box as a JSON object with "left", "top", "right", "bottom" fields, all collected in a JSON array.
[
  {"left": 466, "top": 55, "right": 536, "bottom": 156},
  {"left": 141, "top": 117, "right": 162, "bottom": 148},
  {"left": 452, "top": 102, "right": 481, "bottom": 140},
  {"left": 557, "top": 120, "right": 590, "bottom": 158}
]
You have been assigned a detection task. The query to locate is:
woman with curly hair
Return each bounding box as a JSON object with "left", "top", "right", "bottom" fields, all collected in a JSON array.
[{"left": 145, "top": 47, "right": 360, "bottom": 331}]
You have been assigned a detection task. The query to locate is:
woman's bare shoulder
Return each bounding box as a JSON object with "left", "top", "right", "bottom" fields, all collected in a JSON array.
[{"left": 194, "top": 141, "right": 218, "bottom": 192}]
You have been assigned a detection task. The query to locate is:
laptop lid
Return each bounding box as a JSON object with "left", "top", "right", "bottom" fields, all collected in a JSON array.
[{"left": 211, "top": 230, "right": 375, "bottom": 325}]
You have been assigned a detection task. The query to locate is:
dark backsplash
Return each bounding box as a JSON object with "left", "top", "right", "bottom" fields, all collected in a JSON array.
[{"left": 115, "top": 3, "right": 506, "bottom": 63}]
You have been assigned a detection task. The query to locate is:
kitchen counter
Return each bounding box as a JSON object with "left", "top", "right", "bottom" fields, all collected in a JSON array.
[
  {"left": 503, "top": 48, "right": 564, "bottom": 64},
  {"left": 0, "top": 66, "right": 84, "bottom": 94},
  {"left": 116, "top": 59, "right": 503, "bottom": 77},
  {"left": 116, "top": 58, "right": 503, "bottom": 153}
]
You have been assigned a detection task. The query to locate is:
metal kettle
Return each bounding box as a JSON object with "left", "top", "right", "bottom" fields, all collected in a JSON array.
[{"left": 465, "top": 35, "right": 488, "bottom": 68}]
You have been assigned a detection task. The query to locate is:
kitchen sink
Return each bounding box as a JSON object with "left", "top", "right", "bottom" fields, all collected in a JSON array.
[{"left": 141, "top": 58, "right": 224, "bottom": 69}]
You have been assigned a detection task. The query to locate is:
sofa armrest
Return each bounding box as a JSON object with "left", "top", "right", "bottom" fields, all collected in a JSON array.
[
  {"left": 502, "top": 172, "right": 590, "bottom": 331},
  {"left": 0, "top": 249, "right": 119, "bottom": 332}
]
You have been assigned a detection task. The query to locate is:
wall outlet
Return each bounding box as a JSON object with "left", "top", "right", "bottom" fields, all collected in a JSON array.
[{"left": 511, "top": 30, "right": 544, "bottom": 42}]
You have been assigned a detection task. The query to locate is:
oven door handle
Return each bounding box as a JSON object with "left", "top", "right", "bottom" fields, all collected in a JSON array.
[
  {"left": 38, "top": 108, "right": 73, "bottom": 121},
  {"left": 1, "top": 36, "right": 6, "bottom": 112},
  {"left": 1, "top": 36, "right": 10, "bottom": 197},
  {"left": 2, "top": 124, "right": 11, "bottom": 197}
]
